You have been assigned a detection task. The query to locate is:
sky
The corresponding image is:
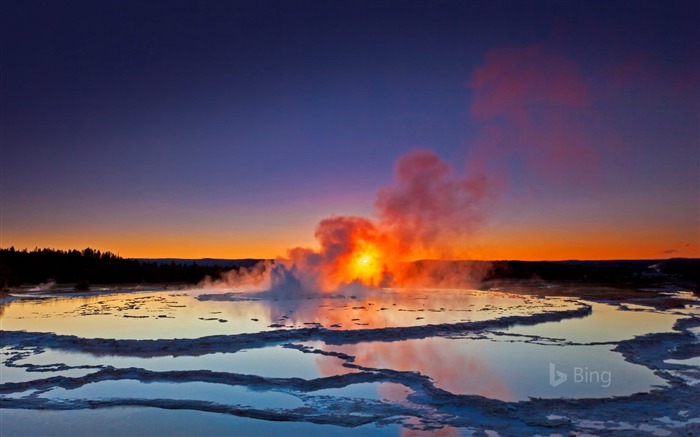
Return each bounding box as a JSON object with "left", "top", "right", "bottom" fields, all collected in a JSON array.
[{"left": 1, "top": 0, "right": 698, "bottom": 260}]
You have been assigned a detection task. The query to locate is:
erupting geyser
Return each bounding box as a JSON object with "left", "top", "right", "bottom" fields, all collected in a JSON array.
[{"left": 207, "top": 149, "right": 493, "bottom": 293}]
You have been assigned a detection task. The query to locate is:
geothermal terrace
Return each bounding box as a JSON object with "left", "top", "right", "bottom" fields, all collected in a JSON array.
[{"left": 1, "top": 283, "right": 698, "bottom": 436}]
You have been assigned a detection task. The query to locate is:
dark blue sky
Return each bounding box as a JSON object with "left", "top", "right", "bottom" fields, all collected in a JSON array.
[{"left": 2, "top": 0, "right": 698, "bottom": 258}]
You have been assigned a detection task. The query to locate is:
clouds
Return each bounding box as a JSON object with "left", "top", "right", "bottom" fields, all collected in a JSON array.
[
  {"left": 468, "top": 44, "right": 599, "bottom": 183},
  {"left": 376, "top": 149, "right": 493, "bottom": 259},
  {"left": 464, "top": 41, "right": 698, "bottom": 259},
  {"left": 467, "top": 39, "right": 699, "bottom": 188},
  {"left": 470, "top": 44, "right": 588, "bottom": 121},
  {"left": 276, "top": 149, "right": 496, "bottom": 291}
]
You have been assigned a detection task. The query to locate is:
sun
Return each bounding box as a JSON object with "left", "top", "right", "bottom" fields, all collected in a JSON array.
[
  {"left": 358, "top": 254, "right": 373, "bottom": 266},
  {"left": 348, "top": 246, "right": 384, "bottom": 285},
  {"left": 353, "top": 250, "right": 376, "bottom": 273}
]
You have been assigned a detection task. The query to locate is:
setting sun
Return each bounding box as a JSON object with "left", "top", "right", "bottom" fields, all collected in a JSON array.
[{"left": 348, "top": 245, "right": 383, "bottom": 285}]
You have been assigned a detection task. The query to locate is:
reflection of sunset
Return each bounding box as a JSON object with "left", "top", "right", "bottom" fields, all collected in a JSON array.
[
  {"left": 313, "top": 338, "right": 513, "bottom": 401},
  {"left": 7, "top": 225, "right": 698, "bottom": 261},
  {"left": 246, "top": 287, "right": 570, "bottom": 332},
  {"left": 401, "top": 425, "right": 461, "bottom": 437},
  {"left": 0, "top": 292, "right": 275, "bottom": 340}
]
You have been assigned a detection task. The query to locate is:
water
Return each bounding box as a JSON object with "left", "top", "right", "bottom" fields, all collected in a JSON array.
[
  {"left": 0, "top": 407, "right": 407, "bottom": 437},
  {"left": 309, "top": 382, "right": 414, "bottom": 402},
  {"left": 307, "top": 337, "right": 666, "bottom": 401},
  {"left": 1, "top": 285, "right": 695, "bottom": 435},
  {"left": 0, "top": 288, "right": 577, "bottom": 339},
  {"left": 40, "top": 380, "right": 305, "bottom": 409},
  {"left": 505, "top": 301, "right": 680, "bottom": 343},
  {"left": 1, "top": 291, "right": 269, "bottom": 339},
  {"left": 6, "top": 345, "right": 357, "bottom": 380}
]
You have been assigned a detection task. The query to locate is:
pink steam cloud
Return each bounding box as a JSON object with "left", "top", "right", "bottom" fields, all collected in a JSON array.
[
  {"left": 375, "top": 149, "right": 493, "bottom": 259},
  {"left": 468, "top": 43, "right": 599, "bottom": 182}
]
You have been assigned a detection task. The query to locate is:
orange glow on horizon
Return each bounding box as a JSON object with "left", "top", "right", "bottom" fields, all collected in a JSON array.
[{"left": 2, "top": 224, "right": 697, "bottom": 262}]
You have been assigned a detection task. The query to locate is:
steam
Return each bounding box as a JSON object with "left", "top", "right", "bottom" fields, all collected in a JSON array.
[
  {"left": 202, "top": 150, "right": 493, "bottom": 293},
  {"left": 199, "top": 260, "right": 274, "bottom": 291},
  {"left": 29, "top": 279, "right": 57, "bottom": 291},
  {"left": 203, "top": 42, "right": 655, "bottom": 293},
  {"left": 284, "top": 216, "right": 386, "bottom": 292},
  {"left": 468, "top": 43, "right": 598, "bottom": 183},
  {"left": 376, "top": 150, "right": 492, "bottom": 259}
]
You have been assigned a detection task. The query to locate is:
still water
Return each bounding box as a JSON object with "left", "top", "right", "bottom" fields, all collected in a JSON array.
[{"left": 1, "top": 286, "right": 694, "bottom": 435}]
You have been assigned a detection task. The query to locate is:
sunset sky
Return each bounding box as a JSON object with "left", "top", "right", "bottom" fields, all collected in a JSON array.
[{"left": 2, "top": 0, "right": 698, "bottom": 260}]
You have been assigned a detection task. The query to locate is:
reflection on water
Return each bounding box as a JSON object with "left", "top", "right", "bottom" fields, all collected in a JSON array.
[
  {"left": 309, "top": 382, "right": 414, "bottom": 403},
  {"left": 0, "top": 288, "right": 576, "bottom": 339},
  {"left": 0, "top": 407, "right": 405, "bottom": 437},
  {"left": 664, "top": 357, "right": 699, "bottom": 367},
  {"left": 302, "top": 302, "right": 678, "bottom": 401},
  {"left": 506, "top": 301, "right": 680, "bottom": 342},
  {"left": 0, "top": 292, "right": 270, "bottom": 339},
  {"left": 309, "top": 336, "right": 667, "bottom": 401},
  {"left": 1, "top": 285, "right": 693, "bottom": 436},
  {"left": 41, "top": 380, "right": 305, "bottom": 409},
  {"left": 257, "top": 288, "right": 576, "bottom": 332},
  {"left": 0, "top": 364, "right": 97, "bottom": 384},
  {"left": 6, "top": 345, "right": 356, "bottom": 380}
]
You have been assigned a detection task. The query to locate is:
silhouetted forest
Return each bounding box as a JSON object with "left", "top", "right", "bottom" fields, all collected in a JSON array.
[
  {"left": 1, "top": 247, "right": 696, "bottom": 291},
  {"left": 0, "top": 247, "right": 238, "bottom": 288},
  {"left": 484, "top": 259, "right": 699, "bottom": 287},
  {"left": 404, "top": 258, "right": 698, "bottom": 288}
]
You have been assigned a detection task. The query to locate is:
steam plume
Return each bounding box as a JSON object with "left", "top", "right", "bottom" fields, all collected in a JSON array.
[
  {"left": 205, "top": 42, "right": 677, "bottom": 292},
  {"left": 205, "top": 150, "right": 493, "bottom": 293}
]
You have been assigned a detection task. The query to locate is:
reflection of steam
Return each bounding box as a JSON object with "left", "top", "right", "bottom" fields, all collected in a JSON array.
[{"left": 315, "top": 339, "right": 512, "bottom": 401}]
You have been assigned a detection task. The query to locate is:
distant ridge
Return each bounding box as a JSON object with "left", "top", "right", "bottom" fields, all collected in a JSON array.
[{"left": 2, "top": 247, "right": 696, "bottom": 289}]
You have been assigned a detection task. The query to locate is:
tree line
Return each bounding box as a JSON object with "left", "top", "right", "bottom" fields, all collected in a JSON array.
[
  {"left": 1, "top": 246, "right": 696, "bottom": 291},
  {"left": 0, "top": 247, "right": 235, "bottom": 288},
  {"left": 484, "top": 259, "right": 698, "bottom": 286}
]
